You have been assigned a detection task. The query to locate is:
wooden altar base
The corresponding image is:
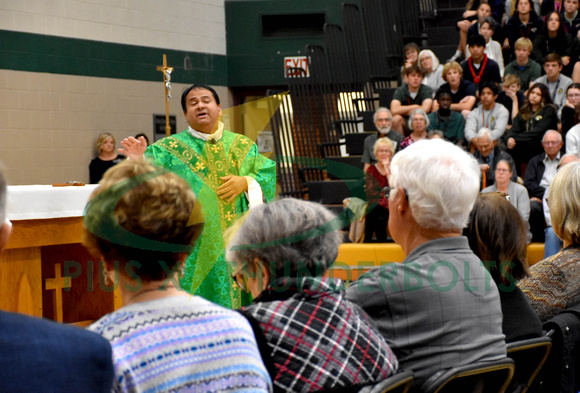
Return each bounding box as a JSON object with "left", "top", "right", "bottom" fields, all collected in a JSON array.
[{"left": 0, "top": 217, "right": 116, "bottom": 324}]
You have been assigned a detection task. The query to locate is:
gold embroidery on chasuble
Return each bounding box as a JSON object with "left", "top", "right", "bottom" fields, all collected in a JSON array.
[{"left": 158, "top": 134, "right": 255, "bottom": 234}]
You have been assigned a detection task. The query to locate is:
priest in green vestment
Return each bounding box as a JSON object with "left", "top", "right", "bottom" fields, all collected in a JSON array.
[{"left": 119, "top": 84, "right": 276, "bottom": 308}]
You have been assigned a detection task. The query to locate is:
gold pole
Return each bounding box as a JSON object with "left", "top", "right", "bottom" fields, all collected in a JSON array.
[{"left": 157, "top": 54, "right": 173, "bottom": 137}]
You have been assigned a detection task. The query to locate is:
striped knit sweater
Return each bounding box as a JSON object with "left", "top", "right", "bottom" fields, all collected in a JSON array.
[
  {"left": 88, "top": 296, "right": 272, "bottom": 393},
  {"left": 519, "top": 245, "right": 580, "bottom": 323}
]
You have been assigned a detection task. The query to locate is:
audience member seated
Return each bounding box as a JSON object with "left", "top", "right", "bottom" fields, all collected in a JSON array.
[
  {"left": 473, "top": 127, "right": 518, "bottom": 187},
  {"left": 402, "top": 42, "right": 420, "bottom": 71},
  {"left": 428, "top": 129, "right": 445, "bottom": 139},
  {"left": 542, "top": 154, "right": 580, "bottom": 258},
  {"left": 465, "top": 82, "right": 510, "bottom": 149},
  {"left": 524, "top": 130, "right": 564, "bottom": 242},
  {"left": 450, "top": 1, "right": 503, "bottom": 62},
  {"left": 346, "top": 139, "right": 506, "bottom": 388},
  {"left": 465, "top": 16, "right": 505, "bottom": 76},
  {"left": 561, "top": 0, "right": 580, "bottom": 38},
  {"left": 0, "top": 169, "right": 114, "bottom": 392},
  {"left": 461, "top": 34, "right": 503, "bottom": 93},
  {"left": 418, "top": 49, "right": 445, "bottom": 94},
  {"left": 505, "top": 0, "right": 543, "bottom": 62},
  {"left": 565, "top": 103, "right": 580, "bottom": 155},
  {"left": 532, "top": 12, "right": 574, "bottom": 76},
  {"left": 84, "top": 159, "right": 272, "bottom": 393},
  {"left": 391, "top": 65, "right": 433, "bottom": 135},
  {"left": 433, "top": 61, "right": 477, "bottom": 118},
  {"left": 400, "top": 109, "right": 429, "bottom": 149},
  {"left": 134, "top": 132, "right": 150, "bottom": 146},
  {"left": 483, "top": 159, "right": 532, "bottom": 242},
  {"left": 519, "top": 160, "right": 580, "bottom": 322},
  {"left": 504, "top": 37, "right": 542, "bottom": 91},
  {"left": 560, "top": 83, "right": 580, "bottom": 138},
  {"left": 497, "top": 74, "right": 526, "bottom": 124},
  {"left": 427, "top": 88, "right": 465, "bottom": 145},
  {"left": 362, "top": 108, "right": 404, "bottom": 172},
  {"left": 227, "top": 198, "right": 398, "bottom": 392},
  {"left": 364, "top": 137, "right": 393, "bottom": 243},
  {"left": 464, "top": 192, "right": 543, "bottom": 342},
  {"left": 88, "top": 132, "right": 126, "bottom": 184},
  {"left": 504, "top": 83, "right": 559, "bottom": 175},
  {"left": 532, "top": 53, "right": 573, "bottom": 112}
]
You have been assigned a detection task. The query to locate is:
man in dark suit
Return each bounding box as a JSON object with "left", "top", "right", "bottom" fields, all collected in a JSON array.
[
  {"left": 0, "top": 168, "right": 114, "bottom": 392},
  {"left": 524, "top": 130, "right": 564, "bottom": 242},
  {"left": 472, "top": 127, "right": 517, "bottom": 187}
]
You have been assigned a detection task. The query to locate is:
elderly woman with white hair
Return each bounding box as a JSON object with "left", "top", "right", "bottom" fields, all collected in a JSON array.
[
  {"left": 346, "top": 139, "right": 506, "bottom": 388},
  {"left": 400, "top": 109, "right": 429, "bottom": 149},
  {"left": 227, "top": 198, "right": 398, "bottom": 392},
  {"left": 418, "top": 49, "right": 445, "bottom": 94},
  {"left": 519, "top": 161, "right": 580, "bottom": 322},
  {"left": 364, "top": 137, "right": 394, "bottom": 243}
]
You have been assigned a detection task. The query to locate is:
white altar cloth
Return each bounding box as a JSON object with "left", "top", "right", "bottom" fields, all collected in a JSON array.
[{"left": 7, "top": 185, "right": 99, "bottom": 220}]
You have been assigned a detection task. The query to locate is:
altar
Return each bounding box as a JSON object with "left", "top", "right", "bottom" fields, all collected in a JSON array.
[{"left": 1, "top": 185, "right": 117, "bottom": 325}]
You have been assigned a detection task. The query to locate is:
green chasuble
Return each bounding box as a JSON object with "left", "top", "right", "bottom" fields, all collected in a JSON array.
[{"left": 144, "top": 122, "right": 276, "bottom": 308}]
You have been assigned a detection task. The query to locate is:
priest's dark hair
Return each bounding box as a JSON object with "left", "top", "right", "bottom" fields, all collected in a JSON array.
[{"left": 181, "top": 83, "right": 221, "bottom": 112}]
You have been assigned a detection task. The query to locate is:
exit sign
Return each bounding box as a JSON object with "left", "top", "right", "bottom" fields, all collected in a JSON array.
[{"left": 284, "top": 56, "right": 309, "bottom": 77}]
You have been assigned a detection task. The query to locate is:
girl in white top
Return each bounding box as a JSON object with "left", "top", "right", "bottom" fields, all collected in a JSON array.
[{"left": 466, "top": 16, "right": 505, "bottom": 76}]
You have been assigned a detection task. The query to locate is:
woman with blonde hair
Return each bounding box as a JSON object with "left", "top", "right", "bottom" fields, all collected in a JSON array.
[
  {"left": 364, "top": 137, "right": 394, "bottom": 242},
  {"left": 519, "top": 161, "right": 580, "bottom": 322},
  {"left": 88, "top": 132, "right": 125, "bottom": 184}
]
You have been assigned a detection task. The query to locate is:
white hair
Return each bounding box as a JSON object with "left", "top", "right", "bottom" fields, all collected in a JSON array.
[
  {"left": 476, "top": 127, "right": 495, "bottom": 141},
  {"left": 373, "top": 107, "right": 392, "bottom": 123},
  {"left": 408, "top": 109, "right": 430, "bottom": 130},
  {"left": 389, "top": 139, "right": 481, "bottom": 231},
  {"left": 418, "top": 49, "right": 441, "bottom": 72},
  {"left": 226, "top": 198, "right": 342, "bottom": 277},
  {"left": 542, "top": 130, "right": 562, "bottom": 142}
]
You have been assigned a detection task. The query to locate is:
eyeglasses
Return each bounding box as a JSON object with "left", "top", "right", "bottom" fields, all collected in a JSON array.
[
  {"left": 542, "top": 141, "right": 561, "bottom": 146},
  {"left": 231, "top": 269, "right": 249, "bottom": 292},
  {"left": 231, "top": 260, "right": 265, "bottom": 293},
  {"left": 383, "top": 186, "right": 409, "bottom": 201},
  {"left": 568, "top": 93, "right": 580, "bottom": 98},
  {"left": 496, "top": 168, "right": 511, "bottom": 173}
]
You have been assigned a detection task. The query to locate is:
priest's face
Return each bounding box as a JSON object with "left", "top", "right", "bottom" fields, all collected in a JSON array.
[{"left": 183, "top": 88, "right": 222, "bottom": 134}]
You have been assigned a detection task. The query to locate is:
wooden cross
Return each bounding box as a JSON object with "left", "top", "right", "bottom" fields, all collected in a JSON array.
[
  {"left": 45, "top": 263, "right": 71, "bottom": 323},
  {"left": 157, "top": 54, "right": 174, "bottom": 137}
]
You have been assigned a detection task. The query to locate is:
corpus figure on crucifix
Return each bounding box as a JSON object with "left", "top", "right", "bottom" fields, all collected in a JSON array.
[{"left": 119, "top": 84, "right": 277, "bottom": 309}]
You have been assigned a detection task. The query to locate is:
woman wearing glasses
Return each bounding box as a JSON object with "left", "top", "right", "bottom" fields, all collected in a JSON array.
[
  {"left": 482, "top": 159, "right": 532, "bottom": 242},
  {"left": 227, "top": 198, "right": 398, "bottom": 392}
]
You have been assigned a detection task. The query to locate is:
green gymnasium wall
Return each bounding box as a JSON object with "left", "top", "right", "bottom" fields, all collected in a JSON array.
[
  {"left": 0, "top": 0, "right": 358, "bottom": 88},
  {"left": 0, "top": 29, "right": 227, "bottom": 86},
  {"left": 225, "top": 0, "right": 359, "bottom": 87}
]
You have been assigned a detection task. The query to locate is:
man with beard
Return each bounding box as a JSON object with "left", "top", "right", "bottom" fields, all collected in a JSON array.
[
  {"left": 362, "top": 107, "right": 404, "bottom": 171},
  {"left": 427, "top": 88, "right": 465, "bottom": 145}
]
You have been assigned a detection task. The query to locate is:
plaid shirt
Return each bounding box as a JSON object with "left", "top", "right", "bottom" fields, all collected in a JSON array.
[{"left": 241, "top": 277, "right": 398, "bottom": 392}]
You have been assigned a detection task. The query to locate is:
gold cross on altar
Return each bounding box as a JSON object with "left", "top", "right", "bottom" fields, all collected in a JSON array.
[
  {"left": 45, "top": 263, "right": 71, "bottom": 323},
  {"left": 157, "top": 54, "right": 174, "bottom": 137}
]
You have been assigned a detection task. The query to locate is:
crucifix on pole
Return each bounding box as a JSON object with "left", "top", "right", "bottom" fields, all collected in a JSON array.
[{"left": 157, "top": 54, "right": 174, "bottom": 137}]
